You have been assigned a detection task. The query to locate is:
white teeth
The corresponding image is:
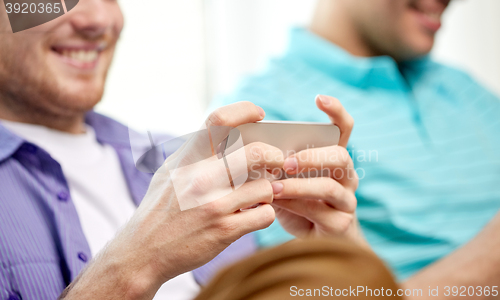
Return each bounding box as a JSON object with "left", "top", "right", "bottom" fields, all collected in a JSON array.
[
  {"left": 60, "top": 49, "right": 99, "bottom": 63},
  {"left": 89, "top": 51, "right": 98, "bottom": 61}
]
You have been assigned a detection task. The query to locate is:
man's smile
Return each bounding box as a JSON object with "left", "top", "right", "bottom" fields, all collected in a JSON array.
[
  {"left": 408, "top": 0, "right": 450, "bottom": 33},
  {"left": 51, "top": 42, "right": 107, "bottom": 70}
]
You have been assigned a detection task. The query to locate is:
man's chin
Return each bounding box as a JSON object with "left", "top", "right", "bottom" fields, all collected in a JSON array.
[
  {"left": 412, "top": 40, "right": 434, "bottom": 58},
  {"left": 57, "top": 85, "right": 105, "bottom": 112},
  {"left": 396, "top": 36, "right": 434, "bottom": 61}
]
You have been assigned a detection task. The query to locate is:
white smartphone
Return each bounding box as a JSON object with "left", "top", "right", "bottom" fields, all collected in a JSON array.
[{"left": 222, "top": 121, "right": 340, "bottom": 156}]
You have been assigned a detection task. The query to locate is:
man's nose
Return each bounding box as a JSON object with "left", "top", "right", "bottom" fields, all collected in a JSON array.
[{"left": 69, "top": 0, "right": 114, "bottom": 39}]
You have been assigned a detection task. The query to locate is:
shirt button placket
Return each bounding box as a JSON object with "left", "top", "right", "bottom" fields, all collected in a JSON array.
[
  {"left": 57, "top": 191, "right": 69, "bottom": 202},
  {"left": 7, "top": 291, "right": 22, "bottom": 300},
  {"left": 78, "top": 252, "right": 88, "bottom": 263},
  {"left": 22, "top": 143, "right": 37, "bottom": 154}
]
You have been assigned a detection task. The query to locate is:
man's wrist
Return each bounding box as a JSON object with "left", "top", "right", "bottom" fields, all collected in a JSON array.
[
  {"left": 59, "top": 244, "right": 163, "bottom": 300},
  {"left": 100, "top": 240, "right": 165, "bottom": 300},
  {"left": 123, "top": 262, "right": 163, "bottom": 300}
]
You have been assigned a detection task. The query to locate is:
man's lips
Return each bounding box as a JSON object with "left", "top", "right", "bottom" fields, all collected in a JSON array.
[
  {"left": 50, "top": 43, "right": 107, "bottom": 70},
  {"left": 410, "top": 9, "right": 442, "bottom": 32},
  {"left": 408, "top": 0, "right": 447, "bottom": 33}
]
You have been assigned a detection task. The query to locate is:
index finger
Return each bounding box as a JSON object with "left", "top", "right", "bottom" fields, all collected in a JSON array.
[
  {"left": 283, "top": 146, "right": 358, "bottom": 190},
  {"left": 315, "top": 95, "right": 354, "bottom": 148},
  {"left": 223, "top": 142, "right": 285, "bottom": 181}
]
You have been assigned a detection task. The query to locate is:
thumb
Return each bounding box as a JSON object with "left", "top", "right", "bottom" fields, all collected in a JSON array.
[{"left": 315, "top": 95, "right": 354, "bottom": 148}]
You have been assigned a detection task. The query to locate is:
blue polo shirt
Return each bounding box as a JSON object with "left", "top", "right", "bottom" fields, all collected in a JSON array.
[{"left": 212, "top": 28, "right": 500, "bottom": 279}]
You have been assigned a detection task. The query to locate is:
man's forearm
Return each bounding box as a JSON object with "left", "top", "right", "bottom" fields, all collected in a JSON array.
[
  {"left": 403, "top": 212, "right": 500, "bottom": 299},
  {"left": 58, "top": 236, "right": 163, "bottom": 300}
]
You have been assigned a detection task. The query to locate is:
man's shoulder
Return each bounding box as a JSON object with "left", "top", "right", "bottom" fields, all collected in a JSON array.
[
  {"left": 428, "top": 60, "right": 477, "bottom": 81},
  {"left": 417, "top": 58, "right": 497, "bottom": 92},
  {"left": 403, "top": 57, "right": 500, "bottom": 104}
]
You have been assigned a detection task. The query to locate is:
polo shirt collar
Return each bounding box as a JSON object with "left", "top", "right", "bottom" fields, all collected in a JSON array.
[{"left": 285, "top": 27, "right": 426, "bottom": 90}]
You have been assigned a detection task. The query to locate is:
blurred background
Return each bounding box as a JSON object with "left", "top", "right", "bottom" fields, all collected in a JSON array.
[{"left": 96, "top": 0, "right": 500, "bottom": 136}]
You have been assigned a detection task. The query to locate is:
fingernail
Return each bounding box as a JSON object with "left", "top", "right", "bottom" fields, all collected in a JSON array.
[
  {"left": 271, "top": 182, "right": 283, "bottom": 194},
  {"left": 318, "top": 95, "right": 331, "bottom": 106},
  {"left": 257, "top": 106, "right": 265, "bottom": 118},
  {"left": 283, "top": 157, "right": 298, "bottom": 173}
]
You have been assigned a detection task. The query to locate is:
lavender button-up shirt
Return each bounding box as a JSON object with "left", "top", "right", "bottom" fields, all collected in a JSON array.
[
  {"left": 0, "top": 112, "right": 155, "bottom": 299},
  {"left": 0, "top": 112, "right": 256, "bottom": 300}
]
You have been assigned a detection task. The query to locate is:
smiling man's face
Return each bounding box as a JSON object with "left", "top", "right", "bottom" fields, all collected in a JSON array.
[
  {"left": 341, "top": 0, "right": 451, "bottom": 60},
  {"left": 0, "top": 0, "right": 124, "bottom": 122}
]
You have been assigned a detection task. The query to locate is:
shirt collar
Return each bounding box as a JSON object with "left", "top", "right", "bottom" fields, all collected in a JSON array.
[
  {"left": 0, "top": 111, "right": 133, "bottom": 163},
  {"left": 0, "top": 124, "right": 24, "bottom": 163},
  {"left": 85, "top": 111, "right": 133, "bottom": 148},
  {"left": 284, "top": 27, "right": 429, "bottom": 90}
]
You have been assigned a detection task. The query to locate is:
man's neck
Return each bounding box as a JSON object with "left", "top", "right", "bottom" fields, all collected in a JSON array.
[
  {"left": 309, "top": 0, "right": 382, "bottom": 58},
  {"left": 0, "top": 100, "right": 87, "bottom": 134}
]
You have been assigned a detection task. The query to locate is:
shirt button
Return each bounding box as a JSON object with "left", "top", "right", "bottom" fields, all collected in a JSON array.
[
  {"left": 78, "top": 252, "right": 88, "bottom": 262},
  {"left": 8, "top": 291, "right": 22, "bottom": 300},
  {"left": 57, "top": 191, "right": 69, "bottom": 202},
  {"left": 21, "top": 143, "right": 37, "bottom": 154}
]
